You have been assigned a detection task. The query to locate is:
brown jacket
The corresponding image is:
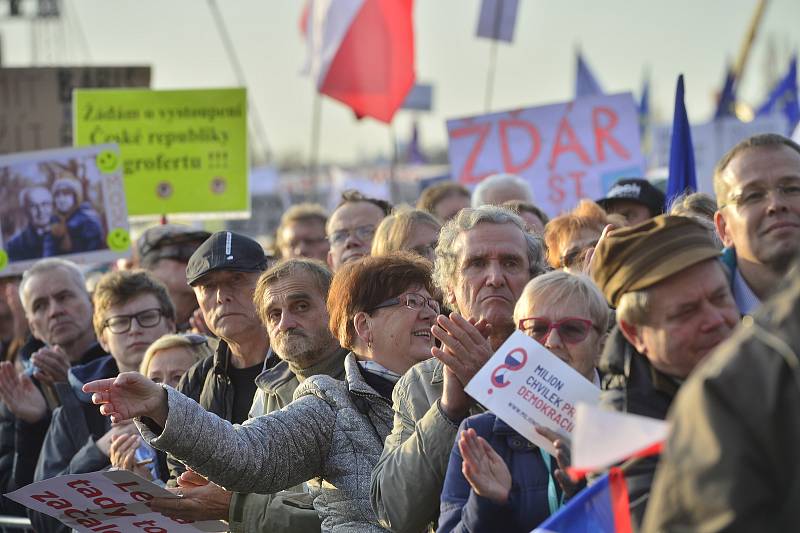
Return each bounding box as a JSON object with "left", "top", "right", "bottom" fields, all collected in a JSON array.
[{"left": 643, "top": 272, "right": 800, "bottom": 532}]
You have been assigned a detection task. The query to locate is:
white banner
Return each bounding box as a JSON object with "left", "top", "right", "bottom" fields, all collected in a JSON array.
[{"left": 5, "top": 470, "right": 227, "bottom": 533}]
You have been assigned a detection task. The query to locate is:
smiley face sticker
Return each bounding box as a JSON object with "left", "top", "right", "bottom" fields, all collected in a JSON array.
[
  {"left": 96, "top": 150, "right": 121, "bottom": 174},
  {"left": 106, "top": 228, "right": 131, "bottom": 252},
  {"left": 0, "top": 250, "right": 7, "bottom": 271}
]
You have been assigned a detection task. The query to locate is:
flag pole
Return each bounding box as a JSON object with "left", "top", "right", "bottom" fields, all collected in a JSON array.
[
  {"left": 308, "top": 92, "right": 322, "bottom": 201},
  {"left": 483, "top": 0, "right": 505, "bottom": 112},
  {"left": 733, "top": 0, "right": 769, "bottom": 82}
]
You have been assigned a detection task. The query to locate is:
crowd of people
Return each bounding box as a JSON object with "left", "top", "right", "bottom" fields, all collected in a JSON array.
[{"left": 0, "top": 132, "right": 799, "bottom": 532}]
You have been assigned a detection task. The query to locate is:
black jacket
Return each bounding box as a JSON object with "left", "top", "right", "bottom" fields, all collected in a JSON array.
[
  {"left": 167, "top": 339, "right": 274, "bottom": 483},
  {"left": 29, "top": 355, "right": 118, "bottom": 533}
]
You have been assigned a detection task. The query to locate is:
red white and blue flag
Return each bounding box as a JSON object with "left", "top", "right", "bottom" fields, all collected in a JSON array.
[
  {"left": 301, "top": 0, "right": 416, "bottom": 123},
  {"left": 533, "top": 468, "right": 632, "bottom": 533}
]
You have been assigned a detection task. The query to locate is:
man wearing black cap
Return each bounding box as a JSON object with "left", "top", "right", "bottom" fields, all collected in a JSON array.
[
  {"left": 589, "top": 215, "right": 740, "bottom": 528},
  {"left": 137, "top": 224, "right": 211, "bottom": 330},
  {"left": 168, "top": 230, "right": 274, "bottom": 482},
  {"left": 596, "top": 178, "right": 665, "bottom": 226}
]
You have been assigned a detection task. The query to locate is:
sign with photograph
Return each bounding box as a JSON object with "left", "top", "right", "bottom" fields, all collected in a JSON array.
[
  {"left": 0, "top": 67, "right": 150, "bottom": 154},
  {"left": 465, "top": 331, "right": 601, "bottom": 455},
  {"left": 0, "top": 144, "right": 130, "bottom": 276},
  {"left": 73, "top": 87, "right": 248, "bottom": 220},
  {"left": 446, "top": 93, "right": 644, "bottom": 217},
  {"left": 5, "top": 469, "right": 227, "bottom": 533}
]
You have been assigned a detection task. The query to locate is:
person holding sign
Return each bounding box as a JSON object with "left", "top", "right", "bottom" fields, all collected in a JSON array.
[
  {"left": 438, "top": 271, "right": 610, "bottom": 532},
  {"left": 83, "top": 253, "right": 439, "bottom": 532},
  {"left": 371, "top": 206, "right": 547, "bottom": 533}
]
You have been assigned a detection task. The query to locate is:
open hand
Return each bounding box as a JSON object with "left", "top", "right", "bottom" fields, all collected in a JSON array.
[
  {"left": 30, "top": 346, "right": 70, "bottom": 384},
  {"left": 460, "top": 428, "right": 512, "bottom": 505},
  {"left": 83, "top": 372, "right": 168, "bottom": 426},
  {"left": 0, "top": 362, "right": 47, "bottom": 423}
]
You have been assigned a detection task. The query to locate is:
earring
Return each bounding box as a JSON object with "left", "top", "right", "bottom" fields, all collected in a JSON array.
[{"left": 367, "top": 336, "right": 373, "bottom": 349}]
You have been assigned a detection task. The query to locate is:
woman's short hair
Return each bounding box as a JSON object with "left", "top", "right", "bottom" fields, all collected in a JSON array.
[
  {"left": 514, "top": 270, "right": 610, "bottom": 332},
  {"left": 139, "top": 333, "right": 212, "bottom": 377},
  {"left": 328, "top": 252, "right": 437, "bottom": 350},
  {"left": 544, "top": 200, "right": 610, "bottom": 269},
  {"left": 92, "top": 270, "right": 176, "bottom": 339},
  {"left": 371, "top": 206, "right": 441, "bottom": 257},
  {"left": 668, "top": 191, "right": 717, "bottom": 221}
]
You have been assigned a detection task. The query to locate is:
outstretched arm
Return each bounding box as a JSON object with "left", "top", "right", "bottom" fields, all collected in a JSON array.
[{"left": 83, "top": 372, "right": 169, "bottom": 426}]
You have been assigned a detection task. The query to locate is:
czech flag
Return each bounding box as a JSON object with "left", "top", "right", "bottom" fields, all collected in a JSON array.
[
  {"left": 533, "top": 468, "right": 632, "bottom": 533},
  {"left": 301, "top": 0, "right": 416, "bottom": 123}
]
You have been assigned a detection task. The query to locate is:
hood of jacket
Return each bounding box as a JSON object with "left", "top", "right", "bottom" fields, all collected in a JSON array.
[{"left": 68, "top": 354, "right": 119, "bottom": 403}]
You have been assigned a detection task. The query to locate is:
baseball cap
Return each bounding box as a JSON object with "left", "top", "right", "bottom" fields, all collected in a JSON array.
[
  {"left": 186, "top": 231, "right": 268, "bottom": 285},
  {"left": 596, "top": 178, "right": 666, "bottom": 217}
]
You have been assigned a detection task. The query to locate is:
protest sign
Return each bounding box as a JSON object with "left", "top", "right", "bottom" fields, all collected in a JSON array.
[
  {"left": 0, "top": 144, "right": 130, "bottom": 277},
  {"left": 465, "top": 331, "right": 601, "bottom": 455},
  {"left": 476, "top": 0, "right": 519, "bottom": 42},
  {"left": 73, "top": 87, "right": 248, "bottom": 219},
  {"left": 446, "top": 93, "right": 644, "bottom": 217},
  {"left": 5, "top": 469, "right": 227, "bottom": 533},
  {"left": 0, "top": 67, "right": 150, "bottom": 154},
  {"left": 651, "top": 114, "right": 788, "bottom": 197}
]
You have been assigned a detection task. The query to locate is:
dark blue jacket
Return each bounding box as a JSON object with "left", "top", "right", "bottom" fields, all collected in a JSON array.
[
  {"left": 64, "top": 202, "right": 104, "bottom": 253},
  {"left": 30, "top": 355, "right": 118, "bottom": 533},
  {"left": 438, "top": 412, "right": 561, "bottom": 533}
]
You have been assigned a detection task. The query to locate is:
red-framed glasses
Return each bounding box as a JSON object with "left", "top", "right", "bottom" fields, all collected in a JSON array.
[{"left": 518, "top": 316, "right": 596, "bottom": 344}]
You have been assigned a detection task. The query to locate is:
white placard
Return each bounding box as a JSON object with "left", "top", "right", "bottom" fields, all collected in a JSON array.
[
  {"left": 0, "top": 144, "right": 131, "bottom": 276},
  {"left": 465, "top": 331, "right": 601, "bottom": 455},
  {"left": 4, "top": 470, "right": 227, "bottom": 532}
]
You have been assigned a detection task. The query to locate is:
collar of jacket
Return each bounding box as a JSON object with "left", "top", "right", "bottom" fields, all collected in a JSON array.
[
  {"left": 255, "top": 346, "right": 348, "bottom": 392},
  {"left": 344, "top": 352, "right": 391, "bottom": 404},
  {"left": 212, "top": 339, "right": 232, "bottom": 377},
  {"left": 600, "top": 326, "right": 680, "bottom": 399},
  {"left": 431, "top": 358, "right": 444, "bottom": 385}
]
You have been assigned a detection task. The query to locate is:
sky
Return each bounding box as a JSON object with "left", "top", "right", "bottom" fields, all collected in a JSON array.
[{"left": 1, "top": 0, "right": 798, "bottom": 166}]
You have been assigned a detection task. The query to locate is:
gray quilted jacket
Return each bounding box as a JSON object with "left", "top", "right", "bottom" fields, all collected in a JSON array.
[{"left": 138, "top": 352, "right": 393, "bottom": 533}]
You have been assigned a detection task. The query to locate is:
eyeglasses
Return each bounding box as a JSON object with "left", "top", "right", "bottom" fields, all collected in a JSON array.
[
  {"left": 328, "top": 225, "right": 376, "bottom": 246},
  {"left": 368, "top": 292, "right": 441, "bottom": 315},
  {"left": 104, "top": 308, "right": 164, "bottom": 334},
  {"left": 560, "top": 241, "right": 598, "bottom": 269},
  {"left": 518, "top": 316, "right": 596, "bottom": 344},
  {"left": 722, "top": 181, "right": 800, "bottom": 210}
]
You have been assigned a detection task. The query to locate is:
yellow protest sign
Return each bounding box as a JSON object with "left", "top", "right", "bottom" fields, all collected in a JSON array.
[{"left": 73, "top": 88, "right": 248, "bottom": 219}]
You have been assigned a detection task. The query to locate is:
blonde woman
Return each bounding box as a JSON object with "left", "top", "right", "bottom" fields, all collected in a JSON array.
[
  {"left": 109, "top": 334, "right": 211, "bottom": 483},
  {"left": 371, "top": 206, "right": 442, "bottom": 263}
]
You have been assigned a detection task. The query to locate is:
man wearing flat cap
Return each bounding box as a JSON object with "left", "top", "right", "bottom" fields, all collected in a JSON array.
[
  {"left": 590, "top": 215, "right": 740, "bottom": 528},
  {"left": 166, "top": 230, "right": 275, "bottom": 483}
]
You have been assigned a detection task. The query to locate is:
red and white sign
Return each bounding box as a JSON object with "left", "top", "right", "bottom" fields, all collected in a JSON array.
[
  {"left": 465, "top": 331, "right": 601, "bottom": 455},
  {"left": 301, "top": 0, "right": 415, "bottom": 123},
  {"left": 446, "top": 93, "right": 644, "bottom": 217},
  {"left": 5, "top": 470, "right": 227, "bottom": 533}
]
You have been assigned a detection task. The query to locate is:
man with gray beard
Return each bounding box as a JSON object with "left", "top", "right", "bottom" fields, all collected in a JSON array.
[{"left": 149, "top": 258, "right": 346, "bottom": 533}]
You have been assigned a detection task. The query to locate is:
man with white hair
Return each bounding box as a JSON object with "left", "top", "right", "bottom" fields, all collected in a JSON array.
[
  {"left": 470, "top": 173, "right": 534, "bottom": 208},
  {"left": 371, "top": 205, "right": 546, "bottom": 532},
  {"left": 7, "top": 186, "right": 55, "bottom": 261},
  {"left": 0, "top": 259, "right": 106, "bottom": 517}
]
